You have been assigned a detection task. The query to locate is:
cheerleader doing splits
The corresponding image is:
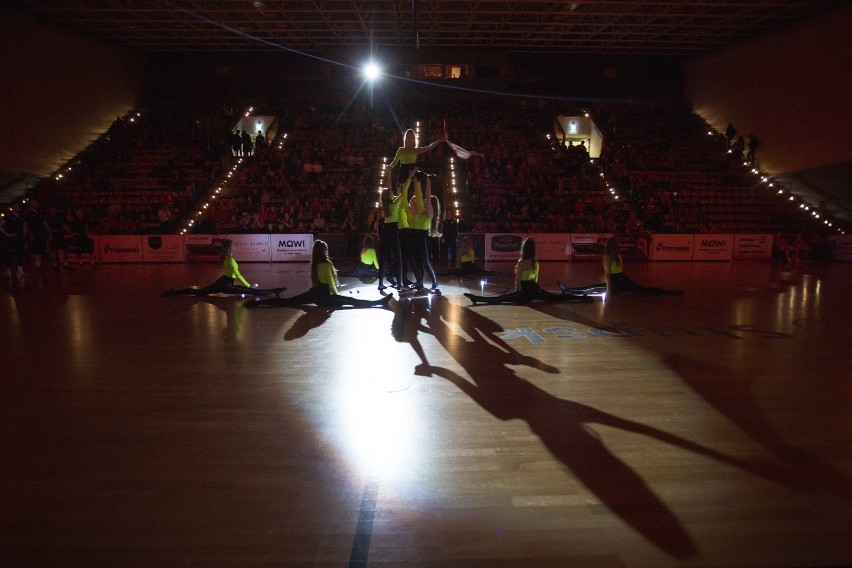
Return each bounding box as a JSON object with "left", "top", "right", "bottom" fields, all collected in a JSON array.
[
  {"left": 245, "top": 240, "right": 392, "bottom": 309},
  {"left": 339, "top": 235, "right": 380, "bottom": 278},
  {"left": 439, "top": 236, "right": 495, "bottom": 277},
  {"left": 464, "top": 238, "right": 591, "bottom": 305},
  {"left": 558, "top": 237, "right": 683, "bottom": 297},
  {"left": 162, "top": 238, "right": 284, "bottom": 297}
]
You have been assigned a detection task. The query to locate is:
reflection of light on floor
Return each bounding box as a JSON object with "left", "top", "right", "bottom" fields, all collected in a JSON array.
[
  {"left": 2, "top": 293, "right": 21, "bottom": 336},
  {"left": 330, "top": 310, "right": 419, "bottom": 481}
]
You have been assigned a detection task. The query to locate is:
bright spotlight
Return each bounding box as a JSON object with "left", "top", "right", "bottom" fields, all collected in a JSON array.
[{"left": 363, "top": 62, "right": 382, "bottom": 82}]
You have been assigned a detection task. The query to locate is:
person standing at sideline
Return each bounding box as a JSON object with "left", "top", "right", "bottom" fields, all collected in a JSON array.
[{"left": 442, "top": 209, "right": 459, "bottom": 263}]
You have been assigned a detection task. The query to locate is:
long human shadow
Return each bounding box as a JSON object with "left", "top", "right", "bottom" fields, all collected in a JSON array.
[
  {"left": 665, "top": 353, "right": 852, "bottom": 502},
  {"left": 406, "top": 295, "right": 808, "bottom": 559},
  {"left": 517, "top": 299, "right": 852, "bottom": 503},
  {"left": 282, "top": 306, "right": 335, "bottom": 340}
]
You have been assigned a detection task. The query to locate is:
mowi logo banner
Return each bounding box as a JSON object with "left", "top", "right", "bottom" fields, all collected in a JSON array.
[
  {"left": 271, "top": 233, "right": 314, "bottom": 262},
  {"left": 693, "top": 234, "right": 733, "bottom": 261}
]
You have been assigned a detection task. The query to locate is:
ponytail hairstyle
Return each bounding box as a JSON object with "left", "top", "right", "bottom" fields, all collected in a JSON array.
[
  {"left": 310, "top": 239, "right": 338, "bottom": 287},
  {"left": 429, "top": 194, "right": 442, "bottom": 238},
  {"left": 380, "top": 188, "right": 392, "bottom": 218},
  {"left": 520, "top": 237, "right": 536, "bottom": 261},
  {"left": 460, "top": 236, "right": 474, "bottom": 257},
  {"left": 604, "top": 236, "right": 621, "bottom": 263},
  {"left": 219, "top": 238, "right": 234, "bottom": 262}
]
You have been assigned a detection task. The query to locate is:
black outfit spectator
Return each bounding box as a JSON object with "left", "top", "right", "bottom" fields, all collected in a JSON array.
[
  {"left": 746, "top": 135, "right": 760, "bottom": 165},
  {"left": 1, "top": 203, "right": 26, "bottom": 278},
  {"left": 241, "top": 130, "right": 254, "bottom": 157},
  {"left": 442, "top": 213, "right": 459, "bottom": 262},
  {"left": 725, "top": 123, "right": 737, "bottom": 145}
]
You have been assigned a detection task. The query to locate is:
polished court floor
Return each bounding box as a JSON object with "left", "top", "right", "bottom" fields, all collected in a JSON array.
[{"left": 2, "top": 258, "right": 852, "bottom": 567}]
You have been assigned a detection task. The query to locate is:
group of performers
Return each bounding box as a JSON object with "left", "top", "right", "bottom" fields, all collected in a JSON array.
[
  {"left": 161, "top": 129, "right": 683, "bottom": 308},
  {"left": 378, "top": 129, "right": 443, "bottom": 293}
]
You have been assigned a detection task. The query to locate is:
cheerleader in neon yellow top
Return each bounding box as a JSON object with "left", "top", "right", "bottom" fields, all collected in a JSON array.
[
  {"left": 438, "top": 236, "right": 495, "bottom": 277},
  {"left": 162, "top": 239, "right": 284, "bottom": 297},
  {"left": 339, "top": 235, "right": 380, "bottom": 278},
  {"left": 245, "top": 240, "right": 391, "bottom": 309},
  {"left": 408, "top": 174, "right": 440, "bottom": 290},
  {"left": 464, "top": 238, "right": 591, "bottom": 305},
  {"left": 388, "top": 129, "right": 444, "bottom": 190},
  {"left": 558, "top": 237, "right": 683, "bottom": 296}
]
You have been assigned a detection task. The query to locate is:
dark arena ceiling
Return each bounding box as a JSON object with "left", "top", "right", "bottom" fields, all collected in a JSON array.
[{"left": 16, "top": 0, "right": 843, "bottom": 57}]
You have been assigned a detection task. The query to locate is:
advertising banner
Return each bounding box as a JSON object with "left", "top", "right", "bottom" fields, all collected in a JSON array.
[
  {"left": 141, "top": 235, "right": 186, "bottom": 262},
  {"left": 532, "top": 233, "right": 571, "bottom": 261},
  {"left": 270, "top": 233, "right": 314, "bottom": 262},
  {"left": 732, "top": 234, "right": 773, "bottom": 260},
  {"left": 618, "top": 235, "right": 652, "bottom": 261},
  {"left": 226, "top": 234, "right": 271, "bottom": 262},
  {"left": 651, "top": 234, "right": 694, "bottom": 261},
  {"left": 98, "top": 235, "right": 143, "bottom": 263},
  {"left": 693, "top": 234, "right": 734, "bottom": 261},
  {"left": 484, "top": 234, "right": 526, "bottom": 261},
  {"left": 184, "top": 234, "right": 221, "bottom": 262},
  {"left": 829, "top": 235, "right": 852, "bottom": 262},
  {"left": 569, "top": 233, "right": 611, "bottom": 260}
]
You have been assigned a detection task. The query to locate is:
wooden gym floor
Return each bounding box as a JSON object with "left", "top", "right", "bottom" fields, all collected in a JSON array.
[{"left": 2, "top": 258, "right": 852, "bottom": 567}]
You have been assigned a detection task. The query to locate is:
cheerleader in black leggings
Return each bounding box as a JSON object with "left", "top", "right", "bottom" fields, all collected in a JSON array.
[
  {"left": 246, "top": 240, "right": 392, "bottom": 309},
  {"left": 558, "top": 237, "right": 683, "bottom": 297},
  {"left": 378, "top": 183, "right": 405, "bottom": 290},
  {"left": 464, "top": 238, "right": 591, "bottom": 305},
  {"left": 408, "top": 173, "right": 440, "bottom": 291},
  {"left": 162, "top": 239, "right": 284, "bottom": 297},
  {"left": 339, "top": 235, "right": 380, "bottom": 278},
  {"left": 439, "top": 236, "right": 495, "bottom": 277}
]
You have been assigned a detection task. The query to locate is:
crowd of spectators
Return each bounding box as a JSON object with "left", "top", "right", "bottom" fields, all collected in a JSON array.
[{"left": 20, "top": 90, "right": 830, "bottom": 247}]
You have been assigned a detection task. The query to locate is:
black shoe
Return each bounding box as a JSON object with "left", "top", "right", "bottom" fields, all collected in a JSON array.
[
  {"left": 463, "top": 292, "right": 478, "bottom": 306},
  {"left": 378, "top": 284, "right": 387, "bottom": 291}
]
